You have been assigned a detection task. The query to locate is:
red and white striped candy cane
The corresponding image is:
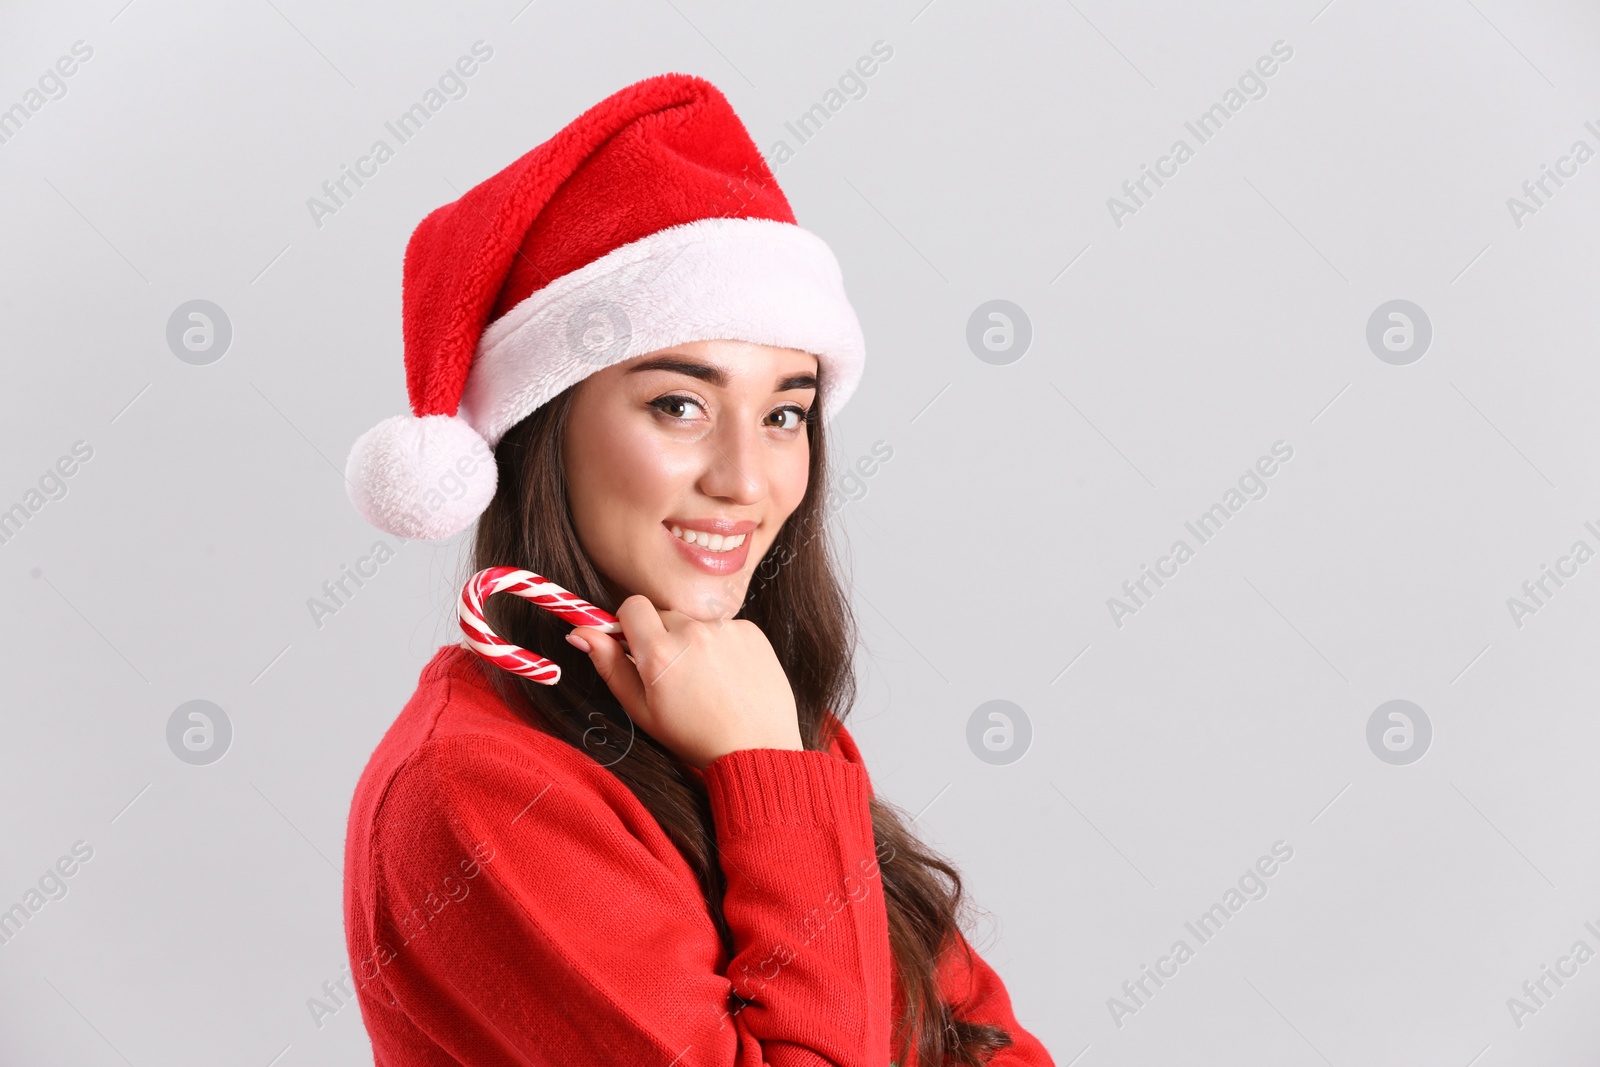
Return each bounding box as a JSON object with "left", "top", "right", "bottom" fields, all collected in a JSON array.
[{"left": 458, "top": 566, "right": 622, "bottom": 685}]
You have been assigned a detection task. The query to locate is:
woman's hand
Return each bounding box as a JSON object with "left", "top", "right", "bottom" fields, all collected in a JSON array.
[{"left": 566, "top": 595, "right": 802, "bottom": 769}]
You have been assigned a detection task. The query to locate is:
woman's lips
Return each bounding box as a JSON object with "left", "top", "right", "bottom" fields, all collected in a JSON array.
[{"left": 663, "top": 520, "right": 754, "bottom": 575}]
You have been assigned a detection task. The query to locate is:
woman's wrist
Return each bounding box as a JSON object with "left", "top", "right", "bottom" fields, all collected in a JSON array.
[{"left": 694, "top": 726, "right": 803, "bottom": 768}]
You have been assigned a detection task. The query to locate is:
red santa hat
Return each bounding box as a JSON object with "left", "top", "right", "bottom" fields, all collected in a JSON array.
[{"left": 344, "top": 72, "right": 866, "bottom": 541}]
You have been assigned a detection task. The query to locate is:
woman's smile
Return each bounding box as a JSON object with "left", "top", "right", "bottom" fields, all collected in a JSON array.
[{"left": 664, "top": 518, "right": 758, "bottom": 574}]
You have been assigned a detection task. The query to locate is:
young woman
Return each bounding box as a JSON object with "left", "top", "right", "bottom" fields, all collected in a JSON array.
[{"left": 340, "top": 74, "right": 1054, "bottom": 1067}]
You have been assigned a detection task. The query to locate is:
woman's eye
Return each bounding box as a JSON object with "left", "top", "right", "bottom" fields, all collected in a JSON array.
[
  {"left": 767, "top": 406, "right": 809, "bottom": 430},
  {"left": 650, "top": 395, "right": 705, "bottom": 420}
]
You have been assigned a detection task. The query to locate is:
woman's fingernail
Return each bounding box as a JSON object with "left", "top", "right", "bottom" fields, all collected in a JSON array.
[{"left": 565, "top": 633, "right": 591, "bottom": 653}]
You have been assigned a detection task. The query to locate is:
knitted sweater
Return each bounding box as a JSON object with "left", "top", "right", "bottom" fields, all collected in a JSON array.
[{"left": 343, "top": 643, "right": 1055, "bottom": 1066}]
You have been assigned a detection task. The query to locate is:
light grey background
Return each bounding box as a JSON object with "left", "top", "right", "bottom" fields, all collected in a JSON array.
[{"left": 3, "top": 0, "right": 1597, "bottom": 1063}]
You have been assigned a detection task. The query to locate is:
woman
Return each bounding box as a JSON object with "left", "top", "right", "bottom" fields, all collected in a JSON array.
[{"left": 340, "top": 72, "right": 1054, "bottom": 1066}]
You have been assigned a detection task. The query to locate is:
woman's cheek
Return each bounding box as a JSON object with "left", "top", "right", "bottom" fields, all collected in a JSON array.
[
  {"left": 602, "top": 428, "right": 685, "bottom": 512},
  {"left": 773, "top": 447, "right": 811, "bottom": 519}
]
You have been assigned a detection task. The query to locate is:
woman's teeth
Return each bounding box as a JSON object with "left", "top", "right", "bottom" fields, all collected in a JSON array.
[{"left": 670, "top": 526, "right": 746, "bottom": 552}]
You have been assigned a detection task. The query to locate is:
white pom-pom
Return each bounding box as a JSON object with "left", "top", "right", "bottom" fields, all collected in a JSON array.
[{"left": 344, "top": 414, "right": 497, "bottom": 540}]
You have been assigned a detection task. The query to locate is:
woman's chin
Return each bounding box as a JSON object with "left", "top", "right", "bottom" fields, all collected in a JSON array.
[
  {"left": 658, "top": 576, "right": 748, "bottom": 621},
  {"left": 607, "top": 552, "right": 749, "bottom": 620}
]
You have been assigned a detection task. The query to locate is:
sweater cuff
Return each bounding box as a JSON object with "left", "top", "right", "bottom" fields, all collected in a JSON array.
[{"left": 701, "top": 747, "right": 874, "bottom": 840}]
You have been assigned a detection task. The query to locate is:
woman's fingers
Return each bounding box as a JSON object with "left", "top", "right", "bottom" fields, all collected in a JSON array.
[
  {"left": 614, "top": 594, "right": 671, "bottom": 650},
  {"left": 615, "top": 594, "right": 697, "bottom": 679},
  {"left": 569, "top": 597, "right": 800, "bottom": 768},
  {"left": 568, "top": 627, "right": 649, "bottom": 721}
]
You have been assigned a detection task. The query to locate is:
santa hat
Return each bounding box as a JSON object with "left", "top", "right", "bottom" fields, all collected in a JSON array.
[{"left": 344, "top": 72, "right": 866, "bottom": 541}]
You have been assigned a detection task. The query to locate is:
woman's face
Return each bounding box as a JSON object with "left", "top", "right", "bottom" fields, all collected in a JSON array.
[{"left": 562, "top": 339, "right": 819, "bottom": 620}]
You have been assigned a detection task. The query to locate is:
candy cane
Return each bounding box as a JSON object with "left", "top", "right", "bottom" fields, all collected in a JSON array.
[{"left": 458, "top": 566, "right": 622, "bottom": 685}]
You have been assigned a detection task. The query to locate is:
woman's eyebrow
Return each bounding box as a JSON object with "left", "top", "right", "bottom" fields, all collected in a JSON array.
[
  {"left": 627, "top": 356, "right": 818, "bottom": 394},
  {"left": 626, "top": 356, "right": 727, "bottom": 386},
  {"left": 776, "top": 373, "right": 818, "bottom": 392}
]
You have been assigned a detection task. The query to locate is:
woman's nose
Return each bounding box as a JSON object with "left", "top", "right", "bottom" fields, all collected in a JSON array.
[{"left": 696, "top": 419, "right": 767, "bottom": 504}]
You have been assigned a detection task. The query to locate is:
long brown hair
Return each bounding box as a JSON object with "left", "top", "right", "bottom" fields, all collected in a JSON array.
[{"left": 468, "top": 382, "right": 1013, "bottom": 1066}]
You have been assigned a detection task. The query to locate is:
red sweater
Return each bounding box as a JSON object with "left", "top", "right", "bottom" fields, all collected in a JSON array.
[{"left": 343, "top": 643, "right": 1055, "bottom": 1066}]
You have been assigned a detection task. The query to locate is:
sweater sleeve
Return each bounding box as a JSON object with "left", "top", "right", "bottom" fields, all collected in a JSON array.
[
  {"left": 821, "top": 721, "right": 1054, "bottom": 1065},
  {"left": 700, "top": 747, "right": 893, "bottom": 1062},
  {"left": 361, "top": 733, "right": 891, "bottom": 1067},
  {"left": 939, "top": 928, "right": 1057, "bottom": 1065}
]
